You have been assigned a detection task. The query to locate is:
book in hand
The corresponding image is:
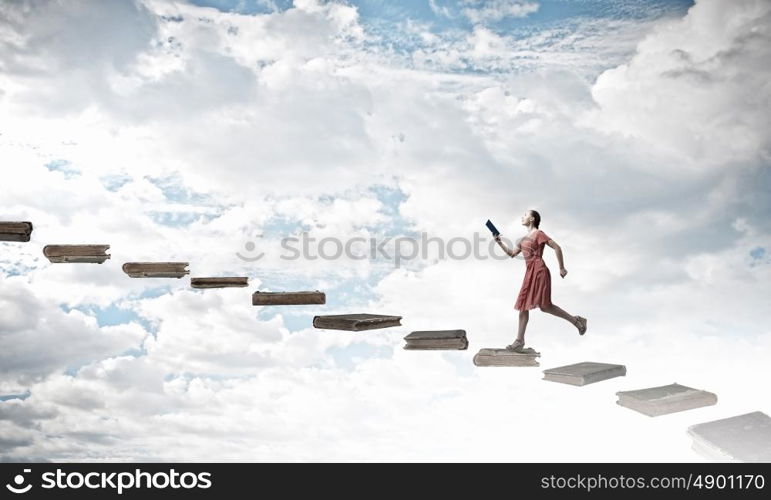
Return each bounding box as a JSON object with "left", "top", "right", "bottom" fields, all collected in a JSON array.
[{"left": 485, "top": 219, "right": 500, "bottom": 237}]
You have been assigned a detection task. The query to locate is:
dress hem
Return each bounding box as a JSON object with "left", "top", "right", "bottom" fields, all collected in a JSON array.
[{"left": 514, "top": 301, "right": 553, "bottom": 311}]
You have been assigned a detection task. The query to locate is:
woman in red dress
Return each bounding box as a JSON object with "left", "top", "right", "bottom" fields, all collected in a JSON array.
[{"left": 494, "top": 209, "right": 587, "bottom": 352}]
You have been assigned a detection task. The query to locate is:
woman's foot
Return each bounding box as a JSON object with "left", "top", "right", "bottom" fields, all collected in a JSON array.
[
  {"left": 573, "top": 316, "right": 587, "bottom": 335},
  {"left": 506, "top": 338, "right": 526, "bottom": 352}
]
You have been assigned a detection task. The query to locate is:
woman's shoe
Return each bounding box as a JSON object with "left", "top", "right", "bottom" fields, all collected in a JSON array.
[
  {"left": 506, "top": 339, "right": 526, "bottom": 352},
  {"left": 574, "top": 316, "right": 587, "bottom": 336}
]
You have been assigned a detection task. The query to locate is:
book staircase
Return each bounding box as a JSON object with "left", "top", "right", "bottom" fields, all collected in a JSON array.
[{"left": 2, "top": 221, "right": 770, "bottom": 462}]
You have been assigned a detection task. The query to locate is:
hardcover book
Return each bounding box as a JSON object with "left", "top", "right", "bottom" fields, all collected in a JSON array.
[
  {"left": 122, "top": 262, "right": 190, "bottom": 278},
  {"left": 404, "top": 330, "right": 468, "bottom": 350},
  {"left": 616, "top": 383, "right": 717, "bottom": 417},
  {"left": 312, "top": 313, "right": 402, "bottom": 331},
  {"left": 473, "top": 348, "right": 541, "bottom": 367},
  {"left": 252, "top": 290, "right": 326, "bottom": 305},
  {"left": 485, "top": 219, "right": 500, "bottom": 236},
  {"left": 0, "top": 221, "right": 33, "bottom": 242},
  {"left": 43, "top": 245, "right": 111, "bottom": 264},
  {"left": 687, "top": 411, "right": 771, "bottom": 462},
  {"left": 542, "top": 362, "right": 626, "bottom": 386},
  {"left": 192, "top": 277, "right": 249, "bottom": 289}
]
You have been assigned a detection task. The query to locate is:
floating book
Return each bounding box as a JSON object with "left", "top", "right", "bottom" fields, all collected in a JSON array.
[
  {"left": 543, "top": 361, "right": 626, "bottom": 386},
  {"left": 253, "top": 290, "right": 326, "bottom": 306},
  {"left": 122, "top": 262, "right": 189, "bottom": 278},
  {"left": 312, "top": 313, "right": 401, "bottom": 331},
  {"left": 687, "top": 411, "right": 771, "bottom": 462},
  {"left": 616, "top": 383, "right": 717, "bottom": 417},
  {"left": 192, "top": 277, "right": 249, "bottom": 289},
  {"left": 43, "top": 245, "right": 111, "bottom": 264},
  {"left": 473, "top": 348, "right": 540, "bottom": 367},
  {"left": 0, "top": 221, "right": 33, "bottom": 242},
  {"left": 404, "top": 330, "right": 468, "bottom": 350}
]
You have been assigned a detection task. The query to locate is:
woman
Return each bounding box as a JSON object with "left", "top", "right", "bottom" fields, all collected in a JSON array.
[{"left": 494, "top": 209, "right": 587, "bottom": 352}]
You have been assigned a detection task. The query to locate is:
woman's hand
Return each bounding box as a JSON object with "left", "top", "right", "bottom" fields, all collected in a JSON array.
[{"left": 560, "top": 267, "right": 568, "bottom": 278}]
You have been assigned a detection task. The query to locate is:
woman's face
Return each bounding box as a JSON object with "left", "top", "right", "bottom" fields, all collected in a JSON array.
[{"left": 520, "top": 211, "right": 533, "bottom": 226}]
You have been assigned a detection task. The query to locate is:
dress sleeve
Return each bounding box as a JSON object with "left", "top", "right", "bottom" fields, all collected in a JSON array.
[{"left": 536, "top": 230, "right": 551, "bottom": 246}]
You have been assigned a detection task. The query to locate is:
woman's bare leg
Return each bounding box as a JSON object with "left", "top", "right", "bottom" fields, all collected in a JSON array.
[
  {"left": 540, "top": 303, "right": 580, "bottom": 330},
  {"left": 516, "top": 309, "right": 529, "bottom": 341}
]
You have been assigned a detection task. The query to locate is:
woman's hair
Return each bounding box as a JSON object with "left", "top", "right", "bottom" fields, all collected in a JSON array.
[{"left": 529, "top": 209, "right": 541, "bottom": 228}]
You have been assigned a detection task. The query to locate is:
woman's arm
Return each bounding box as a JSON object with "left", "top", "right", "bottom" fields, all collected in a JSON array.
[
  {"left": 494, "top": 235, "right": 521, "bottom": 258},
  {"left": 546, "top": 239, "right": 568, "bottom": 277}
]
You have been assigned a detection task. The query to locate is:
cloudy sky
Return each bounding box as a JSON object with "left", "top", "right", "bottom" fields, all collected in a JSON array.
[{"left": 1, "top": 0, "right": 770, "bottom": 462}]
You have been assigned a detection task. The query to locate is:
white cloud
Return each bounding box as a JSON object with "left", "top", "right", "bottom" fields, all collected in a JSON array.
[
  {"left": 587, "top": 0, "right": 771, "bottom": 168},
  {"left": 428, "top": 0, "right": 453, "bottom": 19},
  {"left": 0, "top": 0, "right": 158, "bottom": 114},
  {"left": 461, "top": 0, "right": 539, "bottom": 24},
  {"left": 0, "top": 280, "right": 147, "bottom": 393}
]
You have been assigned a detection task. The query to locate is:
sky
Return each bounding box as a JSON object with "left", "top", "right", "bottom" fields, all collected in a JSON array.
[{"left": 1, "top": 0, "right": 770, "bottom": 462}]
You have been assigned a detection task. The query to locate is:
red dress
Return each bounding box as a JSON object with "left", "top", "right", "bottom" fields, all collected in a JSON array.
[{"left": 514, "top": 229, "right": 553, "bottom": 311}]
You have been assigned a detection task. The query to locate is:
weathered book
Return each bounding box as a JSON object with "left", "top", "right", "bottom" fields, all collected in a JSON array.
[
  {"left": 404, "top": 330, "right": 468, "bottom": 350},
  {"left": 473, "top": 348, "right": 541, "bottom": 367},
  {"left": 122, "top": 262, "right": 190, "bottom": 278},
  {"left": 43, "top": 245, "right": 111, "bottom": 264},
  {"left": 0, "top": 221, "right": 33, "bottom": 242},
  {"left": 192, "top": 277, "right": 249, "bottom": 289},
  {"left": 542, "top": 361, "right": 626, "bottom": 386},
  {"left": 253, "top": 290, "right": 326, "bottom": 305},
  {"left": 616, "top": 383, "right": 717, "bottom": 417},
  {"left": 312, "top": 313, "right": 401, "bottom": 331},
  {"left": 687, "top": 411, "right": 771, "bottom": 462}
]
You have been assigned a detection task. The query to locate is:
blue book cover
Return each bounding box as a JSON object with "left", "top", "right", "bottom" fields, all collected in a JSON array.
[{"left": 485, "top": 219, "right": 500, "bottom": 236}]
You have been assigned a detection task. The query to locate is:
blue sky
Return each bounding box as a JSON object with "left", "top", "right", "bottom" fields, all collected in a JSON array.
[
  {"left": 188, "top": 0, "right": 696, "bottom": 75},
  {"left": 190, "top": 0, "right": 695, "bottom": 26}
]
